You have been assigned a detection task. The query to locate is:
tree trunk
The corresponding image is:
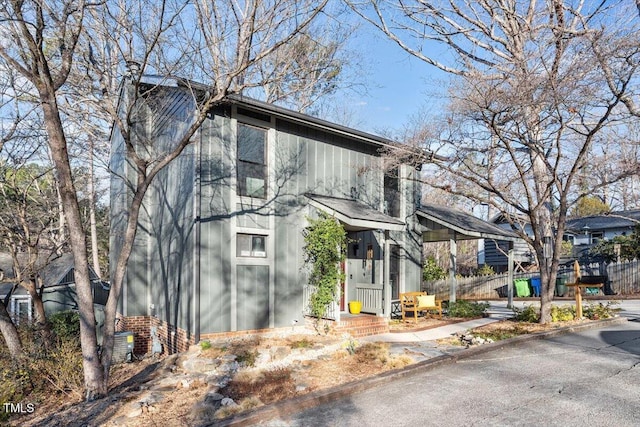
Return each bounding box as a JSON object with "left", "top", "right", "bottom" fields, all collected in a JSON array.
[
  {"left": 0, "top": 301, "right": 22, "bottom": 357},
  {"left": 22, "top": 278, "right": 54, "bottom": 348},
  {"left": 88, "top": 140, "right": 101, "bottom": 277},
  {"left": 100, "top": 183, "right": 148, "bottom": 380},
  {"left": 39, "top": 88, "right": 106, "bottom": 398}
]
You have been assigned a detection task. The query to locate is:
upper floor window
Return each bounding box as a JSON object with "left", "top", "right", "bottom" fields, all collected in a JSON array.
[
  {"left": 384, "top": 168, "right": 400, "bottom": 218},
  {"left": 237, "top": 124, "right": 267, "bottom": 198},
  {"left": 590, "top": 231, "right": 604, "bottom": 244}
]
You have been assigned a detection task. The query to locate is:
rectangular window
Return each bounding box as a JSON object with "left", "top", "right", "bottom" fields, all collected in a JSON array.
[
  {"left": 237, "top": 124, "right": 267, "bottom": 198},
  {"left": 591, "top": 232, "right": 604, "bottom": 244},
  {"left": 384, "top": 168, "right": 400, "bottom": 218},
  {"left": 237, "top": 234, "right": 267, "bottom": 258}
]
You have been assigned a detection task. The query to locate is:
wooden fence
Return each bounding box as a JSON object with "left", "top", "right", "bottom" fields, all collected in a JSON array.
[{"left": 423, "top": 259, "right": 640, "bottom": 300}]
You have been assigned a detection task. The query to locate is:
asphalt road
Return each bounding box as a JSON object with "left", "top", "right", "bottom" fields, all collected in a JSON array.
[{"left": 261, "top": 318, "right": 640, "bottom": 427}]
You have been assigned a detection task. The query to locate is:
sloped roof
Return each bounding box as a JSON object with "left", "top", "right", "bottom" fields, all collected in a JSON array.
[
  {"left": 566, "top": 210, "right": 640, "bottom": 234},
  {"left": 306, "top": 193, "right": 406, "bottom": 231},
  {"left": 136, "top": 75, "right": 443, "bottom": 164},
  {"left": 0, "top": 252, "right": 99, "bottom": 288},
  {"left": 418, "top": 204, "right": 521, "bottom": 242}
]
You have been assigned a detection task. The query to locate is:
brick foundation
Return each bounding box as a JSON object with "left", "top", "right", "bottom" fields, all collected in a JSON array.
[
  {"left": 117, "top": 316, "right": 194, "bottom": 355},
  {"left": 117, "top": 314, "right": 387, "bottom": 355}
]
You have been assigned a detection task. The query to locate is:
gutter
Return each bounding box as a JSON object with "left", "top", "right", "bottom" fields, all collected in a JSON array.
[{"left": 193, "top": 129, "right": 202, "bottom": 344}]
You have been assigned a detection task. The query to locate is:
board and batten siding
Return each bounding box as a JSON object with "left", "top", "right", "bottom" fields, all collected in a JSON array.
[
  {"left": 113, "top": 84, "right": 425, "bottom": 337},
  {"left": 198, "top": 114, "right": 234, "bottom": 333}
]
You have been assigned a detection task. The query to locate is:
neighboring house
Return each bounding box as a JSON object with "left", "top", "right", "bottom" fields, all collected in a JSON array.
[
  {"left": 565, "top": 210, "right": 640, "bottom": 260},
  {"left": 483, "top": 209, "right": 640, "bottom": 270},
  {"left": 0, "top": 253, "right": 109, "bottom": 324},
  {"left": 110, "top": 76, "right": 425, "bottom": 353},
  {"left": 483, "top": 213, "right": 533, "bottom": 273}
]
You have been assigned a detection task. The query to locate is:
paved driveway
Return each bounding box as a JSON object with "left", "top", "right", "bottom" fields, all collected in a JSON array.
[{"left": 261, "top": 319, "right": 640, "bottom": 426}]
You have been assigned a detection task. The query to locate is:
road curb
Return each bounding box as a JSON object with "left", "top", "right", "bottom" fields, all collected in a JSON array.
[{"left": 211, "top": 316, "right": 628, "bottom": 427}]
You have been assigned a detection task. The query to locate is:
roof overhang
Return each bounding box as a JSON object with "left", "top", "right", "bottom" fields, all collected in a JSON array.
[
  {"left": 417, "top": 205, "right": 521, "bottom": 242},
  {"left": 306, "top": 194, "right": 406, "bottom": 232}
]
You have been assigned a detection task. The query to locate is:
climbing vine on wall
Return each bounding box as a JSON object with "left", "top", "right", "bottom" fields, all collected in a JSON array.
[{"left": 302, "top": 211, "right": 347, "bottom": 323}]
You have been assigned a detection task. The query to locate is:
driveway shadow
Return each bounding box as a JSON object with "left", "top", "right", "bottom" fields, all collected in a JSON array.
[{"left": 599, "top": 329, "right": 640, "bottom": 356}]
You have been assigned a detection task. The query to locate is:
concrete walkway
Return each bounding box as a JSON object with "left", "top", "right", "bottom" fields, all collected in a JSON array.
[
  {"left": 359, "top": 299, "right": 639, "bottom": 363},
  {"left": 360, "top": 301, "right": 518, "bottom": 343},
  {"left": 362, "top": 298, "right": 640, "bottom": 343}
]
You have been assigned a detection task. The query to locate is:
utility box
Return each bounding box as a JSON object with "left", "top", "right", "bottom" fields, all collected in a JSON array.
[{"left": 112, "top": 331, "right": 134, "bottom": 363}]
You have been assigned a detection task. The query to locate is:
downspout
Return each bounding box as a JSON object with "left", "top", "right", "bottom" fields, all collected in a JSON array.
[{"left": 193, "top": 130, "right": 202, "bottom": 344}]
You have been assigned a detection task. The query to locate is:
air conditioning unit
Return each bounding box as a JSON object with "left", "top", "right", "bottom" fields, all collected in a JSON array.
[{"left": 112, "top": 331, "right": 134, "bottom": 363}]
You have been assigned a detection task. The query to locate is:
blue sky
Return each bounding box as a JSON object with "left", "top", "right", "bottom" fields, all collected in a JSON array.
[{"left": 343, "top": 28, "right": 449, "bottom": 137}]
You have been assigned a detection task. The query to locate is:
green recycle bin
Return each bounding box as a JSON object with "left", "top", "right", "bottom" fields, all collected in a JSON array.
[{"left": 514, "top": 278, "right": 531, "bottom": 297}]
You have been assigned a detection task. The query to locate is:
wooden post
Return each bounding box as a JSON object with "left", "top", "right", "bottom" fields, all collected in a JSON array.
[
  {"left": 449, "top": 237, "right": 457, "bottom": 303},
  {"left": 575, "top": 288, "right": 583, "bottom": 319},
  {"left": 383, "top": 230, "right": 391, "bottom": 317},
  {"left": 574, "top": 260, "right": 582, "bottom": 318},
  {"left": 507, "top": 246, "right": 514, "bottom": 309}
]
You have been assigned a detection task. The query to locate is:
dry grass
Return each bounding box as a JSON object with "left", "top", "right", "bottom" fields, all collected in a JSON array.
[
  {"left": 10, "top": 319, "right": 602, "bottom": 426},
  {"left": 223, "top": 367, "right": 297, "bottom": 405}
]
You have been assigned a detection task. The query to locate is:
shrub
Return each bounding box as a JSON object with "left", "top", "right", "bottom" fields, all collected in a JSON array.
[
  {"left": 475, "top": 264, "right": 495, "bottom": 276},
  {"left": 423, "top": 257, "right": 447, "bottom": 281},
  {"left": 583, "top": 301, "right": 621, "bottom": 320},
  {"left": 0, "top": 363, "right": 32, "bottom": 421},
  {"left": 199, "top": 340, "right": 212, "bottom": 350},
  {"left": 302, "top": 212, "right": 348, "bottom": 323},
  {"left": 445, "top": 300, "right": 489, "bottom": 318},
  {"left": 513, "top": 305, "right": 540, "bottom": 322},
  {"left": 29, "top": 338, "right": 83, "bottom": 398},
  {"left": 236, "top": 349, "right": 259, "bottom": 367},
  {"left": 49, "top": 310, "right": 80, "bottom": 340},
  {"left": 551, "top": 305, "right": 575, "bottom": 322}
]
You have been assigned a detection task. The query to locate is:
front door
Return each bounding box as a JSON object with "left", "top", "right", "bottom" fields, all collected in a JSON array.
[{"left": 390, "top": 245, "right": 401, "bottom": 300}]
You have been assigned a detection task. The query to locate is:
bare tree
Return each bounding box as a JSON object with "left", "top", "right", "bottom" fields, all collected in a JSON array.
[
  {"left": 350, "top": 0, "right": 640, "bottom": 322},
  {"left": 1, "top": 0, "right": 342, "bottom": 398},
  {"left": 0, "top": 157, "right": 65, "bottom": 353}
]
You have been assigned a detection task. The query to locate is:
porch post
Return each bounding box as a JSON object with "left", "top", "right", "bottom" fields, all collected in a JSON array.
[
  {"left": 383, "top": 230, "right": 391, "bottom": 317},
  {"left": 449, "top": 237, "right": 457, "bottom": 303},
  {"left": 507, "top": 244, "right": 514, "bottom": 309}
]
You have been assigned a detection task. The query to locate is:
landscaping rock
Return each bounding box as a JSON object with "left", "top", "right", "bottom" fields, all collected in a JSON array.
[
  {"left": 126, "top": 403, "right": 143, "bottom": 418},
  {"left": 221, "top": 397, "right": 237, "bottom": 407},
  {"left": 181, "top": 355, "right": 219, "bottom": 374},
  {"left": 270, "top": 346, "right": 291, "bottom": 361}
]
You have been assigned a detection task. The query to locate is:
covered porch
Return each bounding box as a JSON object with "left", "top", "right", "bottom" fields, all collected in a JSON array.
[
  {"left": 417, "top": 204, "right": 522, "bottom": 307},
  {"left": 305, "top": 194, "right": 406, "bottom": 322}
]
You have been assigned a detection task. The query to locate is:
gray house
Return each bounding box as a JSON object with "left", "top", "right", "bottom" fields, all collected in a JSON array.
[
  {"left": 483, "top": 213, "right": 532, "bottom": 273},
  {"left": 565, "top": 210, "right": 640, "bottom": 260},
  {"left": 0, "top": 253, "right": 109, "bottom": 324},
  {"left": 110, "top": 76, "right": 425, "bottom": 352}
]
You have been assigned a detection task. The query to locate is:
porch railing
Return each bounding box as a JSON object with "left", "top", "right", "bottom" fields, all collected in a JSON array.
[
  {"left": 302, "top": 284, "right": 337, "bottom": 320},
  {"left": 356, "top": 282, "right": 383, "bottom": 315}
]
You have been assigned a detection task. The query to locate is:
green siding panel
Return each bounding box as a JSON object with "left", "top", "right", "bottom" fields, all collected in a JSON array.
[{"left": 237, "top": 265, "right": 270, "bottom": 331}]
